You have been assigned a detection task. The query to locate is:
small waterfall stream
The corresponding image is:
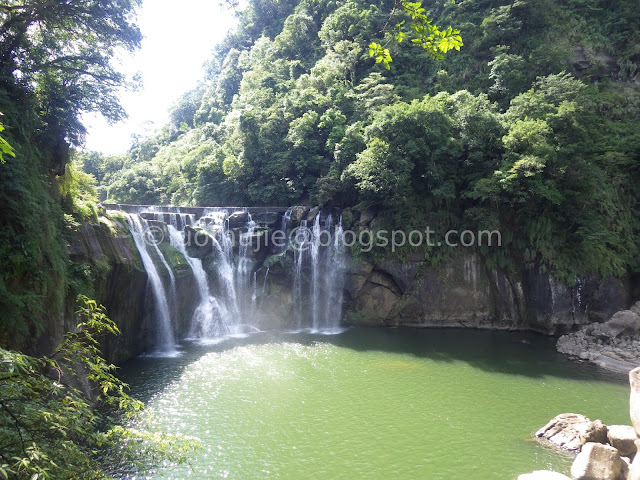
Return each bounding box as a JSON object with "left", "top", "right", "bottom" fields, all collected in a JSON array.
[
  {"left": 114, "top": 205, "right": 347, "bottom": 349},
  {"left": 125, "top": 213, "right": 177, "bottom": 355}
]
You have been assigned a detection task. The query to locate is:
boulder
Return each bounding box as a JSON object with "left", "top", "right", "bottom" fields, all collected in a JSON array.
[
  {"left": 536, "top": 413, "right": 608, "bottom": 451},
  {"left": 607, "top": 425, "right": 637, "bottom": 457},
  {"left": 630, "top": 452, "right": 640, "bottom": 480},
  {"left": 184, "top": 225, "right": 213, "bottom": 257},
  {"left": 631, "top": 301, "right": 640, "bottom": 317},
  {"left": 306, "top": 206, "right": 320, "bottom": 223},
  {"left": 358, "top": 206, "right": 377, "bottom": 226},
  {"left": 290, "top": 206, "right": 310, "bottom": 225},
  {"left": 621, "top": 456, "right": 631, "bottom": 480},
  {"left": 253, "top": 211, "right": 279, "bottom": 228},
  {"left": 607, "top": 310, "right": 640, "bottom": 337},
  {"left": 227, "top": 211, "right": 248, "bottom": 229},
  {"left": 517, "top": 471, "right": 571, "bottom": 480},
  {"left": 570, "top": 442, "right": 622, "bottom": 480},
  {"left": 630, "top": 367, "right": 640, "bottom": 438}
]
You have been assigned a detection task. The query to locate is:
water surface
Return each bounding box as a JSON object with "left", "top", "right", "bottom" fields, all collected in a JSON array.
[{"left": 120, "top": 328, "right": 629, "bottom": 479}]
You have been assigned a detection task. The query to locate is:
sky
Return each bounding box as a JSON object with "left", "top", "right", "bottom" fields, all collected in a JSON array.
[{"left": 82, "top": 0, "right": 237, "bottom": 155}]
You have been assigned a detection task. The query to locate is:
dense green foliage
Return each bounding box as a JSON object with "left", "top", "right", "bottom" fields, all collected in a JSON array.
[
  {"left": 0, "top": 296, "right": 197, "bottom": 479},
  {"left": 95, "top": 0, "right": 640, "bottom": 281},
  {"left": 0, "top": 0, "right": 141, "bottom": 341}
]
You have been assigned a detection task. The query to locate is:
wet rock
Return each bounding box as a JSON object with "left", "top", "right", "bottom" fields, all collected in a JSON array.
[
  {"left": 290, "top": 206, "right": 309, "bottom": 225},
  {"left": 570, "top": 442, "right": 622, "bottom": 480},
  {"left": 517, "top": 471, "right": 571, "bottom": 480},
  {"left": 536, "top": 413, "right": 607, "bottom": 451},
  {"left": 306, "top": 206, "right": 320, "bottom": 223},
  {"left": 607, "top": 425, "right": 637, "bottom": 457},
  {"left": 184, "top": 225, "right": 213, "bottom": 257},
  {"left": 253, "top": 211, "right": 279, "bottom": 228},
  {"left": 227, "top": 211, "right": 248, "bottom": 229}
]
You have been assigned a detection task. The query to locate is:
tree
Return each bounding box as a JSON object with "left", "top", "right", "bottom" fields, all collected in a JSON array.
[
  {"left": 0, "top": 296, "right": 197, "bottom": 479},
  {"left": 0, "top": 0, "right": 142, "bottom": 145}
]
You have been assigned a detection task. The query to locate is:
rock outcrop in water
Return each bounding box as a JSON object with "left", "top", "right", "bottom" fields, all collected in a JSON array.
[
  {"left": 536, "top": 414, "right": 608, "bottom": 452},
  {"left": 557, "top": 304, "right": 640, "bottom": 374},
  {"left": 524, "top": 367, "right": 640, "bottom": 480}
]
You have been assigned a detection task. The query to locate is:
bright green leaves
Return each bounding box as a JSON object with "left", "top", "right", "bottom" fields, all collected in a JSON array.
[
  {"left": 369, "top": 0, "right": 463, "bottom": 69},
  {"left": 368, "top": 42, "right": 393, "bottom": 69},
  {"left": 0, "top": 124, "right": 15, "bottom": 164}
]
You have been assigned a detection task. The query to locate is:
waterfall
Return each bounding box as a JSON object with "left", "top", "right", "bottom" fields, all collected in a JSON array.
[
  {"left": 293, "top": 219, "right": 308, "bottom": 329},
  {"left": 237, "top": 213, "right": 257, "bottom": 320},
  {"left": 114, "top": 204, "right": 347, "bottom": 345},
  {"left": 167, "top": 225, "right": 231, "bottom": 338},
  {"left": 291, "top": 213, "right": 346, "bottom": 332},
  {"left": 310, "top": 214, "right": 322, "bottom": 331},
  {"left": 199, "top": 210, "right": 242, "bottom": 334},
  {"left": 322, "top": 216, "right": 346, "bottom": 331},
  {"left": 125, "top": 213, "right": 177, "bottom": 355}
]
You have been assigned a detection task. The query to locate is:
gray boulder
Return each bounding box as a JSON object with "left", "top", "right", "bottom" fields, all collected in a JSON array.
[
  {"left": 607, "top": 310, "right": 640, "bottom": 337},
  {"left": 570, "top": 442, "right": 622, "bottom": 480},
  {"left": 517, "top": 471, "right": 571, "bottom": 480},
  {"left": 358, "top": 206, "right": 377, "bottom": 226},
  {"left": 536, "top": 413, "right": 608, "bottom": 451},
  {"left": 607, "top": 425, "right": 637, "bottom": 457}
]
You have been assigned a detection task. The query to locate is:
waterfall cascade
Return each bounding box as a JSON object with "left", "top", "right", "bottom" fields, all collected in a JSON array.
[
  {"left": 110, "top": 205, "right": 347, "bottom": 350},
  {"left": 125, "top": 213, "right": 177, "bottom": 355}
]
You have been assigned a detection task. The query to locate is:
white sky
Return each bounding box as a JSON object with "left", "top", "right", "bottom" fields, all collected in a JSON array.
[{"left": 83, "top": 0, "right": 237, "bottom": 155}]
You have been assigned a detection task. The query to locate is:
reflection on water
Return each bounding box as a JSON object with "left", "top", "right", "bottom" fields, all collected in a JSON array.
[{"left": 119, "top": 328, "right": 629, "bottom": 480}]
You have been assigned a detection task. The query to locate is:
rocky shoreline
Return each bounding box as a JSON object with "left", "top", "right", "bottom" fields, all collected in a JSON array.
[
  {"left": 557, "top": 303, "right": 640, "bottom": 374},
  {"left": 517, "top": 367, "right": 640, "bottom": 480}
]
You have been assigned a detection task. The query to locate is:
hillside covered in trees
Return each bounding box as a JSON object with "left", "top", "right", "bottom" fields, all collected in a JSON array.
[{"left": 86, "top": 0, "right": 640, "bottom": 282}]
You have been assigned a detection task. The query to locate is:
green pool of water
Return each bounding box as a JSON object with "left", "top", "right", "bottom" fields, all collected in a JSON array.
[{"left": 120, "top": 328, "right": 630, "bottom": 479}]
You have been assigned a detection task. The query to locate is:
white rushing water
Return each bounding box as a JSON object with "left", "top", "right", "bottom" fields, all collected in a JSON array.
[
  {"left": 125, "top": 213, "right": 177, "bottom": 355},
  {"left": 119, "top": 206, "right": 347, "bottom": 348}
]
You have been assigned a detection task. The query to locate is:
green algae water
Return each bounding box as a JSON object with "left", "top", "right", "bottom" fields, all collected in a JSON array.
[{"left": 120, "top": 328, "right": 630, "bottom": 479}]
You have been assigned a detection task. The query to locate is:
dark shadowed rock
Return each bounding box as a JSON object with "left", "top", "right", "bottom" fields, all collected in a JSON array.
[
  {"left": 358, "top": 206, "right": 377, "bottom": 226},
  {"left": 227, "top": 211, "right": 248, "bottom": 229}
]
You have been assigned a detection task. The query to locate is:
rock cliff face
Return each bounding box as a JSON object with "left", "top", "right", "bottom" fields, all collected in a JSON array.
[
  {"left": 51, "top": 205, "right": 633, "bottom": 364},
  {"left": 342, "top": 252, "right": 630, "bottom": 333},
  {"left": 52, "top": 214, "right": 197, "bottom": 363}
]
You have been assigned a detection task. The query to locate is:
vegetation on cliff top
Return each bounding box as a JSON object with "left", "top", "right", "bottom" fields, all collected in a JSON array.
[{"left": 89, "top": 0, "right": 639, "bottom": 282}]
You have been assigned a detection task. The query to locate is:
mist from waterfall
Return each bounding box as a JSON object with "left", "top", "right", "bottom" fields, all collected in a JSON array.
[{"left": 115, "top": 205, "right": 347, "bottom": 350}]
